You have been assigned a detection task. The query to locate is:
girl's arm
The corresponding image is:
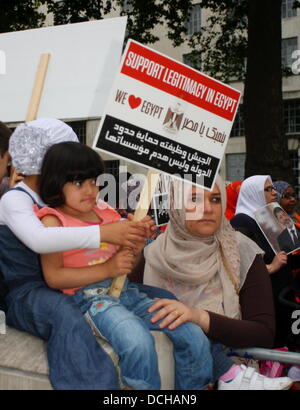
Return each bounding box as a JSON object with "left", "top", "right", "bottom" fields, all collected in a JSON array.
[
  {"left": 0, "top": 189, "right": 148, "bottom": 253},
  {"left": 40, "top": 215, "right": 135, "bottom": 290}
]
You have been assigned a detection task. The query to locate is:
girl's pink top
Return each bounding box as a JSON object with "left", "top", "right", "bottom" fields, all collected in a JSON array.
[{"left": 36, "top": 200, "right": 120, "bottom": 295}]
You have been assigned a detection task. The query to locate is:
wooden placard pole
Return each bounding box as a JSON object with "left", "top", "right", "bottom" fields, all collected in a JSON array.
[
  {"left": 26, "top": 53, "right": 51, "bottom": 122},
  {"left": 10, "top": 53, "right": 51, "bottom": 186},
  {"left": 109, "top": 169, "right": 160, "bottom": 297}
]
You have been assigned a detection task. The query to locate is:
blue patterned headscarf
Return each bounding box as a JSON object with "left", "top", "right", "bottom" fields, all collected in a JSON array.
[{"left": 273, "top": 180, "right": 292, "bottom": 202}]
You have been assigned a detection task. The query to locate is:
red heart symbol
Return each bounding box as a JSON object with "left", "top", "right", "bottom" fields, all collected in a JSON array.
[{"left": 128, "top": 95, "right": 142, "bottom": 109}]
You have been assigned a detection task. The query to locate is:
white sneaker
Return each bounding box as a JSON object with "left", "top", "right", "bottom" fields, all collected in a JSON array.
[
  {"left": 218, "top": 365, "right": 293, "bottom": 390},
  {"left": 288, "top": 366, "right": 300, "bottom": 381}
]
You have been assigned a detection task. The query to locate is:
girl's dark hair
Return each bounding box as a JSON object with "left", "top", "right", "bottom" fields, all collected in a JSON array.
[
  {"left": 40, "top": 141, "right": 104, "bottom": 207},
  {"left": 0, "top": 121, "right": 12, "bottom": 156}
]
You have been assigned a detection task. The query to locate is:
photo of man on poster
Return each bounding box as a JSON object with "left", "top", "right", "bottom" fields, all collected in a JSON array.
[{"left": 274, "top": 207, "right": 300, "bottom": 254}]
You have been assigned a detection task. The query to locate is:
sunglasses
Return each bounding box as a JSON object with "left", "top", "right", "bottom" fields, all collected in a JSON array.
[{"left": 264, "top": 185, "right": 277, "bottom": 193}]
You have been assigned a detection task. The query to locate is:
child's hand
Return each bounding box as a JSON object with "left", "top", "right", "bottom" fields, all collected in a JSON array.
[
  {"left": 127, "top": 214, "right": 157, "bottom": 239},
  {"left": 101, "top": 220, "right": 148, "bottom": 248},
  {"left": 107, "top": 249, "right": 135, "bottom": 278}
]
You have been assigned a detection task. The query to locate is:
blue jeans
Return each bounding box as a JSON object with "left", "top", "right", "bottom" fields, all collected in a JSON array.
[
  {"left": 0, "top": 225, "right": 176, "bottom": 390},
  {"left": 6, "top": 282, "right": 120, "bottom": 390},
  {"left": 72, "top": 279, "right": 213, "bottom": 390},
  {"left": 210, "top": 341, "right": 233, "bottom": 381}
]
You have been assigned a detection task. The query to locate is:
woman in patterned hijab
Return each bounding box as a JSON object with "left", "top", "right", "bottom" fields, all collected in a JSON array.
[{"left": 273, "top": 181, "right": 300, "bottom": 229}]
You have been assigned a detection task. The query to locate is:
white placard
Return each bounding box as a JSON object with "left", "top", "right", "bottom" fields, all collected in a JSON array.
[
  {"left": 0, "top": 17, "right": 127, "bottom": 122},
  {"left": 93, "top": 39, "right": 241, "bottom": 190}
]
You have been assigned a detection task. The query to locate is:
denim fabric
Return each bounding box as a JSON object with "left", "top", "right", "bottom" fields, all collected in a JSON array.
[
  {"left": 72, "top": 279, "right": 213, "bottom": 390},
  {"left": 134, "top": 283, "right": 177, "bottom": 301},
  {"left": 0, "top": 226, "right": 43, "bottom": 287},
  {"left": 0, "top": 225, "right": 181, "bottom": 390},
  {"left": 0, "top": 271, "right": 7, "bottom": 312},
  {"left": 210, "top": 341, "right": 233, "bottom": 381},
  {"left": 6, "top": 283, "right": 120, "bottom": 390},
  {"left": 0, "top": 225, "right": 119, "bottom": 390},
  {"left": 133, "top": 285, "right": 233, "bottom": 383}
]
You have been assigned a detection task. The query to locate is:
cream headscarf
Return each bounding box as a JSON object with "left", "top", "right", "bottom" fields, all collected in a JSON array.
[{"left": 144, "top": 175, "right": 263, "bottom": 319}]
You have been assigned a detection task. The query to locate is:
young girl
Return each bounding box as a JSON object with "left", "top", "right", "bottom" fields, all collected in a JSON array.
[
  {"left": 0, "top": 118, "right": 154, "bottom": 390},
  {"left": 0, "top": 118, "right": 176, "bottom": 390},
  {"left": 37, "top": 141, "right": 213, "bottom": 390}
]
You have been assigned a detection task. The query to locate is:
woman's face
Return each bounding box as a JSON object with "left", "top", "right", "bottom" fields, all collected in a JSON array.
[
  {"left": 264, "top": 180, "right": 277, "bottom": 203},
  {"left": 280, "top": 186, "right": 298, "bottom": 215},
  {"left": 185, "top": 183, "right": 222, "bottom": 237}
]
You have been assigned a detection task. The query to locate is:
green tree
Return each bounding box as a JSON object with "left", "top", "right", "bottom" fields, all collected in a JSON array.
[
  {"left": 185, "top": 0, "right": 299, "bottom": 181},
  {"left": 2, "top": 0, "right": 299, "bottom": 181},
  {"left": 45, "top": 0, "right": 107, "bottom": 25},
  {"left": 46, "top": 0, "right": 192, "bottom": 44},
  {"left": 43, "top": 0, "right": 300, "bottom": 182},
  {"left": 0, "top": 1, "right": 47, "bottom": 33}
]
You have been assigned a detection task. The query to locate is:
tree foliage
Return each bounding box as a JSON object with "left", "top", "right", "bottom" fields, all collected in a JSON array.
[
  {"left": 1, "top": 0, "right": 300, "bottom": 181},
  {"left": 45, "top": 0, "right": 192, "bottom": 45},
  {"left": 45, "top": 0, "right": 109, "bottom": 25},
  {"left": 186, "top": 0, "right": 248, "bottom": 82},
  {"left": 1, "top": 0, "right": 299, "bottom": 82},
  {"left": 45, "top": 0, "right": 246, "bottom": 82},
  {"left": 0, "top": 1, "right": 47, "bottom": 33},
  {"left": 41, "top": 0, "right": 248, "bottom": 81}
]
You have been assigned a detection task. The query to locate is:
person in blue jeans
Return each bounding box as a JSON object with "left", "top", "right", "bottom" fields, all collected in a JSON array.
[
  {"left": 0, "top": 225, "right": 178, "bottom": 390},
  {"left": 73, "top": 281, "right": 212, "bottom": 389},
  {"left": 37, "top": 141, "right": 213, "bottom": 390},
  {"left": 0, "top": 118, "right": 166, "bottom": 390}
]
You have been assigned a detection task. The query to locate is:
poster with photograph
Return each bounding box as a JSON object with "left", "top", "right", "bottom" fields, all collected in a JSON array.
[
  {"left": 254, "top": 202, "right": 300, "bottom": 255},
  {"left": 93, "top": 39, "right": 241, "bottom": 190},
  {"left": 151, "top": 193, "right": 169, "bottom": 227},
  {"left": 150, "top": 173, "right": 171, "bottom": 227}
]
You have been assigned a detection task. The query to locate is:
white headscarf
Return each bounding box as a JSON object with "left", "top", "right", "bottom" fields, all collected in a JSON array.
[
  {"left": 144, "top": 176, "right": 263, "bottom": 319},
  {"left": 9, "top": 118, "right": 79, "bottom": 175},
  {"left": 235, "top": 175, "right": 272, "bottom": 218}
]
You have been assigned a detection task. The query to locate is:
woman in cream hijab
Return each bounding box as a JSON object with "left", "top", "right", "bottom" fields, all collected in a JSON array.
[
  {"left": 232, "top": 175, "right": 287, "bottom": 276},
  {"left": 144, "top": 176, "right": 292, "bottom": 390}
]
